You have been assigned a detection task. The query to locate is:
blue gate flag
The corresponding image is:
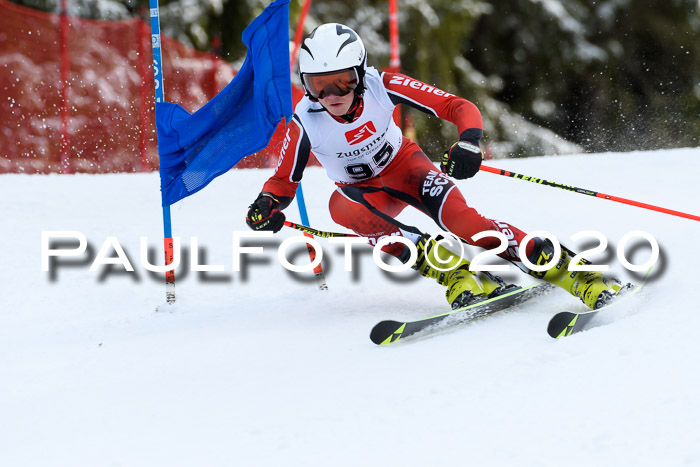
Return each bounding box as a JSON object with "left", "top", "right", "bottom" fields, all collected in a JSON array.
[{"left": 155, "top": 0, "right": 292, "bottom": 206}]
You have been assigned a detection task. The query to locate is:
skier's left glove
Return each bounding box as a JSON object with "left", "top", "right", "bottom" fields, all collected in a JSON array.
[
  {"left": 441, "top": 141, "right": 483, "bottom": 179},
  {"left": 246, "top": 192, "right": 286, "bottom": 233}
]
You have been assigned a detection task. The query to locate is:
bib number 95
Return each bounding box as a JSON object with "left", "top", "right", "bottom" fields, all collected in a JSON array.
[{"left": 344, "top": 142, "right": 394, "bottom": 180}]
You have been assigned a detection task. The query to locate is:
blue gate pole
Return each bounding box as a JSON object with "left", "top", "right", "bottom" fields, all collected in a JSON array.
[
  {"left": 148, "top": 1, "right": 176, "bottom": 304},
  {"left": 295, "top": 183, "right": 327, "bottom": 290}
]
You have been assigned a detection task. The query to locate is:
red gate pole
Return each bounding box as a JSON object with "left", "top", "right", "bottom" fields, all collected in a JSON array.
[
  {"left": 388, "top": 0, "right": 400, "bottom": 73},
  {"left": 387, "top": 0, "right": 404, "bottom": 130},
  {"left": 288, "top": 0, "right": 328, "bottom": 290},
  {"left": 290, "top": 0, "right": 311, "bottom": 68},
  {"left": 59, "top": 0, "right": 72, "bottom": 173},
  {"left": 137, "top": 10, "right": 150, "bottom": 172}
]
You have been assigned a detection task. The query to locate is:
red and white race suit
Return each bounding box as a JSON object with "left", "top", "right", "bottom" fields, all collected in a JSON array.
[{"left": 261, "top": 67, "right": 533, "bottom": 266}]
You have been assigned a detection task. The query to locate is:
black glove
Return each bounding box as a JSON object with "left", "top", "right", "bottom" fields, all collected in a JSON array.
[
  {"left": 246, "top": 192, "right": 286, "bottom": 233},
  {"left": 441, "top": 141, "right": 483, "bottom": 179}
]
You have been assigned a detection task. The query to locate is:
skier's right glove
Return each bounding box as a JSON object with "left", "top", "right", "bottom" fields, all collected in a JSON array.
[
  {"left": 246, "top": 192, "right": 286, "bottom": 233},
  {"left": 441, "top": 141, "right": 483, "bottom": 179}
]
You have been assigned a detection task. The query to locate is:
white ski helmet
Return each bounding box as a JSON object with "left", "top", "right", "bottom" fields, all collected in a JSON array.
[{"left": 298, "top": 23, "right": 367, "bottom": 101}]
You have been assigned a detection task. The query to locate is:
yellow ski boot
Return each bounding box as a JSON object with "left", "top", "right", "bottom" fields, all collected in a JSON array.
[
  {"left": 528, "top": 238, "right": 624, "bottom": 309},
  {"left": 412, "top": 234, "right": 508, "bottom": 309},
  {"left": 444, "top": 266, "right": 508, "bottom": 309}
]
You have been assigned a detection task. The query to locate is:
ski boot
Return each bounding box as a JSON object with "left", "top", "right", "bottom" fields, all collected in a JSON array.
[
  {"left": 444, "top": 266, "right": 512, "bottom": 309},
  {"left": 411, "top": 234, "right": 509, "bottom": 309},
  {"left": 528, "top": 238, "right": 625, "bottom": 309}
]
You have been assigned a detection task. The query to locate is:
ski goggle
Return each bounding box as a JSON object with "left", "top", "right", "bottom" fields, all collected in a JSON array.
[{"left": 303, "top": 69, "right": 359, "bottom": 100}]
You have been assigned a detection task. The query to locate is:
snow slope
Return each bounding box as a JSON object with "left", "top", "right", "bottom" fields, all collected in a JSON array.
[{"left": 1, "top": 148, "right": 699, "bottom": 467}]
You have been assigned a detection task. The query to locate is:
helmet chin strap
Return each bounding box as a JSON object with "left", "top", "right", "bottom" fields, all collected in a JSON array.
[{"left": 337, "top": 92, "right": 364, "bottom": 123}]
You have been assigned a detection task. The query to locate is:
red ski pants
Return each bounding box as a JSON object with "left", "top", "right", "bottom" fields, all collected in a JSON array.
[{"left": 328, "top": 139, "right": 533, "bottom": 266}]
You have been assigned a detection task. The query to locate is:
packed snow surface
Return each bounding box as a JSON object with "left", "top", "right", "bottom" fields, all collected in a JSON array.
[{"left": 2, "top": 148, "right": 699, "bottom": 466}]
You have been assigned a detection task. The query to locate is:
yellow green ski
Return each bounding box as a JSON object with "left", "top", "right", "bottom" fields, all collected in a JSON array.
[{"left": 370, "top": 283, "right": 553, "bottom": 345}]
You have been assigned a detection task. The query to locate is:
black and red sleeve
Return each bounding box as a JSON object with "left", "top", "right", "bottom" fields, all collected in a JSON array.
[
  {"left": 382, "top": 71, "right": 483, "bottom": 145},
  {"left": 261, "top": 115, "right": 311, "bottom": 210}
]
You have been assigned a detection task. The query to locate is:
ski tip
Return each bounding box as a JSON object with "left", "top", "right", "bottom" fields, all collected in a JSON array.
[
  {"left": 546, "top": 312, "right": 577, "bottom": 339},
  {"left": 369, "top": 320, "right": 405, "bottom": 346}
]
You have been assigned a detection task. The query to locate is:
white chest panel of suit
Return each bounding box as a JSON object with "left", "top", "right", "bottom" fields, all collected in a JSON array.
[{"left": 295, "top": 67, "right": 403, "bottom": 184}]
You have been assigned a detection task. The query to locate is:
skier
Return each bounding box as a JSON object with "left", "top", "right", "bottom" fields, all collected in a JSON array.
[{"left": 246, "top": 23, "right": 624, "bottom": 310}]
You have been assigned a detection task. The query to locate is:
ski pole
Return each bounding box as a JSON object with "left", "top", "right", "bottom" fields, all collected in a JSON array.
[
  {"left": 284, "top": 221, "right": 361, "bottom": 238},
  {"left": 480, "top": 165, "right": 700, "bottom": 222}
]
